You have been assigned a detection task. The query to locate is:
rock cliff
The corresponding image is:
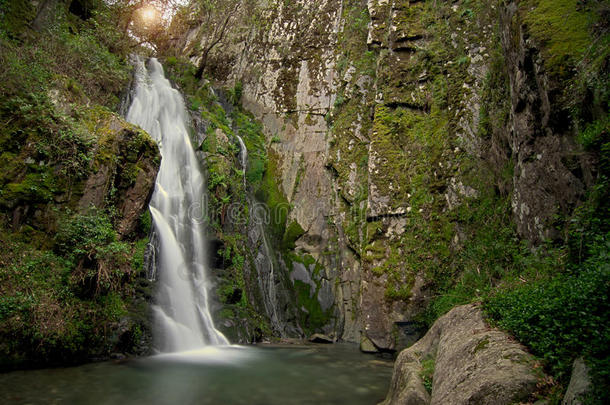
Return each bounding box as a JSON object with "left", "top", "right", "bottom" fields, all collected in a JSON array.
[{"left": 170, "top": 0, "right": 606, "bottom": 353}]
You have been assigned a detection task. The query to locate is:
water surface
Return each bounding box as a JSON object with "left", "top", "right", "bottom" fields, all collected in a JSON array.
[{"left": 0, "top": 344, "right": 393, "bottom": 405}]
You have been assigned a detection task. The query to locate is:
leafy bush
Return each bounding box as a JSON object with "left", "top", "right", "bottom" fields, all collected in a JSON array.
[
  {"left": 55, "top": 209, "right": 116, "bottom": 258},
  {"left": 485, "top": 255, "right": 609, "bottom": 373},
  {"left": 55, "top": 209, "right": 132, "bottom": 295},
  {"left": 485, "top": 237, "right": 610, "bottom": 401}
]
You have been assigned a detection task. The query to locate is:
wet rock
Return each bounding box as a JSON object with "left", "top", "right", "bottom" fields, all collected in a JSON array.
[
  {"left": 360, "top": 336, "right": 378, "bottom": 353},
  {"left": 317, "top": 280, "right": 334, "bottom": 312},
  {"left": 381, "top": 305, "right": 541, "bottom": 405},
  {"left": 308, "top": 333, "right": 334, "bottom": 344}
]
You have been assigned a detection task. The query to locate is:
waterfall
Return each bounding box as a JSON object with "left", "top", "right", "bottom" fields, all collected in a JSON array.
[
  {"left": 236, "top": 134, "right": 247, "bottom": 187},
  {"left": 126, "top": 57, "right": 228, "bottom": 351}
]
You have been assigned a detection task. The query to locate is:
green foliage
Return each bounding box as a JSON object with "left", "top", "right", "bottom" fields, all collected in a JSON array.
[
  {"left": 0, "top": 0, "right": 32, "bottom": 34},
  {"left": 246, "top": 157, "right": 266, "bottom": 184},
  {"left": 420, "top": 354, "right": 435, "bottom": 394},
  {"left": 0, "top": 221, "right": 143, "bottom": 368},
  {"left": 0, "top": 0, "right": 156, "bottom": 369},
  {"left": 98, "top": 291, "right": 127, "bottom": 320},
  {"left": 0, "top": 91, "right": 94, "bottom": 204},
  {"left": 255, "top": 151, "right": 290, "bottom": 240},
  {"left": 233, "top": 110, "right": 267, "bottom": 187},
  {"left": 293, "top": 279, "right": 331, "bottom": 334},
  {"left": 577, "top": 115, "right": 610, "bottom": 149},
  {"left": 1, "top": 0, "right": 132, "bottom": 107},
  {"left": 228, "top": 81, "right": 243, "bottom": 106},
  {"left": 139, "top": 210, "right": 152, "bottom": 235},
  {"left": 485, "top": 244, "right": 609, "bottom": 387},
  {"left": 131, "top": 238, "right": 149, "bottom": 273},
  {"left": 55, "top": 209, "right": 116, "bottom": 258},
  {"left": 481, "top": 143, "right": 610, "bottom": 401},
  {"left": 282, "top": 221, "right": 305, "bottom": 250}
]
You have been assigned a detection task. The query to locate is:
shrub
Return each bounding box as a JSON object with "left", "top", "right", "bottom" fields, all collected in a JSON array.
[{"left": 484, "top": 238, "right": 610, "bottom": 399}]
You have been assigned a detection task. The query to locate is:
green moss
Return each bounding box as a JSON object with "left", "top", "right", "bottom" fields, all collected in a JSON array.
[
  {"left": 293, "top": 280, "right": 332, "bottom": 334},
  {"left": 420, "top": 354, "right": 435, "bottom": 394},
  {"left": 1, "top": 171, "right": 58, "bottom": 206},
  {"left": 474, "top": 336, "right": 490, "bottom": 354},
  {"left": 0, "top": 0, "right": 36, "bottom": 38},
  {"left": 255, "top": 150, "right": 290, "bottom": 240},
  {"left": 522, "top": 0, "right": 595, "bottom": 77},
  {"left": 282, "top": 220, "right": 305, "bottom": 250},
  {"left": 370, "top": 104, "right": 448, "bottom": 212}
]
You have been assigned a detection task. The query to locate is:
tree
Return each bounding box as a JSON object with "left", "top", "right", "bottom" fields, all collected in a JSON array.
[{"left": 191, "top": 0, "right": 241, "bottom": 79}]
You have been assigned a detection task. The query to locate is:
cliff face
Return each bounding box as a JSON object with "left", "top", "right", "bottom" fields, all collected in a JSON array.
[
  {"left": 172, "top": 0, "right": 607, "bottom": 352},
  {"left": 500, "top": 2, "right": 595, "bottom": 244},
  {"left": 174, "top": 0, "right": 356, "bottom": 341}
]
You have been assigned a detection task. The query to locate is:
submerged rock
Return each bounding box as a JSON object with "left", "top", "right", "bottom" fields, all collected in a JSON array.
[{"left": 380, "top": 305, "right": 541, "bottom": 405}]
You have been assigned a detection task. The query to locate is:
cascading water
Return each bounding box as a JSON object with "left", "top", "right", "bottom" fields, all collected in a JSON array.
[
  {"left": 126, "top": 57, "right": 228, "bottom": 351},
  {"left": 235, "top": 136, "right": 285, "bottom": 335},
  {"left": 236, "top": 134, "right": 247, "bottom": 187}
]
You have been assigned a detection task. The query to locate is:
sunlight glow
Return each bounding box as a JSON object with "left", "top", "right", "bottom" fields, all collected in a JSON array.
[{"left": 138, "top": 4, "right": 160, "bottom": 26}]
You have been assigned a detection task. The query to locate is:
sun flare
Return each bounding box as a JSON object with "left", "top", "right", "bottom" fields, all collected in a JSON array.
[{"left": 138, "top": 4, "right": 159, "bottom": 26}]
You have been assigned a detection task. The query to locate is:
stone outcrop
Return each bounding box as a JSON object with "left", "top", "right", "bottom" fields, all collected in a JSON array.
[
  {"left": 381, "top": 305, "right": 541, "bottom": 405},
  {"left": 78, "top": 109, "right": 159, "bottom": 239},
  {"left": 176, "top": 0, "right": 358, "bottom": 341}
]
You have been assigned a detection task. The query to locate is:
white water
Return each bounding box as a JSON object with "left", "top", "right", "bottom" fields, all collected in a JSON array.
[
  {"left": 126, "top": 57, "right": 228, "bottom": 351},
  {"left": 236, "top": 134, "right": 247, "bottom": 187}
]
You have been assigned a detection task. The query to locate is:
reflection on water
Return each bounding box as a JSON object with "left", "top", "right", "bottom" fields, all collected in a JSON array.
[{"left": 0, "top": 344, "right": 393, "bottom": 405}]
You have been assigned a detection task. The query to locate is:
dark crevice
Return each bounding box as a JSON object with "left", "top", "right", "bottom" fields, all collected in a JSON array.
[
  {"left": 366, "top": 212, "right": 407, "bottom": 222},
  {"left": 385, "top": 101, "right": 429, "bottom": 112}
]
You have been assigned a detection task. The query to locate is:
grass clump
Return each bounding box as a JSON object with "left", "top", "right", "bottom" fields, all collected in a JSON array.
[{"left": 420, "top": 354, "right": 435, "bottom": 394}]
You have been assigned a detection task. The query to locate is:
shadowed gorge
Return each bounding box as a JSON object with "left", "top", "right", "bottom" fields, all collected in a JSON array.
[{"left": 0, "top": 0, "right": 608, "bottom": 404}]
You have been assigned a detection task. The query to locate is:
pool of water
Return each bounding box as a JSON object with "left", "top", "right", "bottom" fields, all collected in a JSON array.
[{"left": 0, "top": 344, "right": 393, "bottom": 405}]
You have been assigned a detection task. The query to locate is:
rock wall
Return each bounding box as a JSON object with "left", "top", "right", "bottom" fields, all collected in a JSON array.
[
  {"left": 175, "top": 0, "right": 356, "bottom": 341},
  {"left": 173, "top": 0, "right": 601, "bottom": 350},
  {"left": 499, "top": 2, "right": 594, "bottom": 243}
]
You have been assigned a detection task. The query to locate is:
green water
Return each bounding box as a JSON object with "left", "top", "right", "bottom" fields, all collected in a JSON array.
[{"left": 0, "top": 344, "right": 393, "bottom": 404}]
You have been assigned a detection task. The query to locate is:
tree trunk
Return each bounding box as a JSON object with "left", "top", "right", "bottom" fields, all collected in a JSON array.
[{"left": 193, "top": 3, "right": 239, "bottom": 80}]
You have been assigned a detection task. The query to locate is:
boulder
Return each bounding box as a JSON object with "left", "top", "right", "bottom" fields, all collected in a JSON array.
[{"left": 380, "top": 304, "right": 541, "bottom": 405}]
